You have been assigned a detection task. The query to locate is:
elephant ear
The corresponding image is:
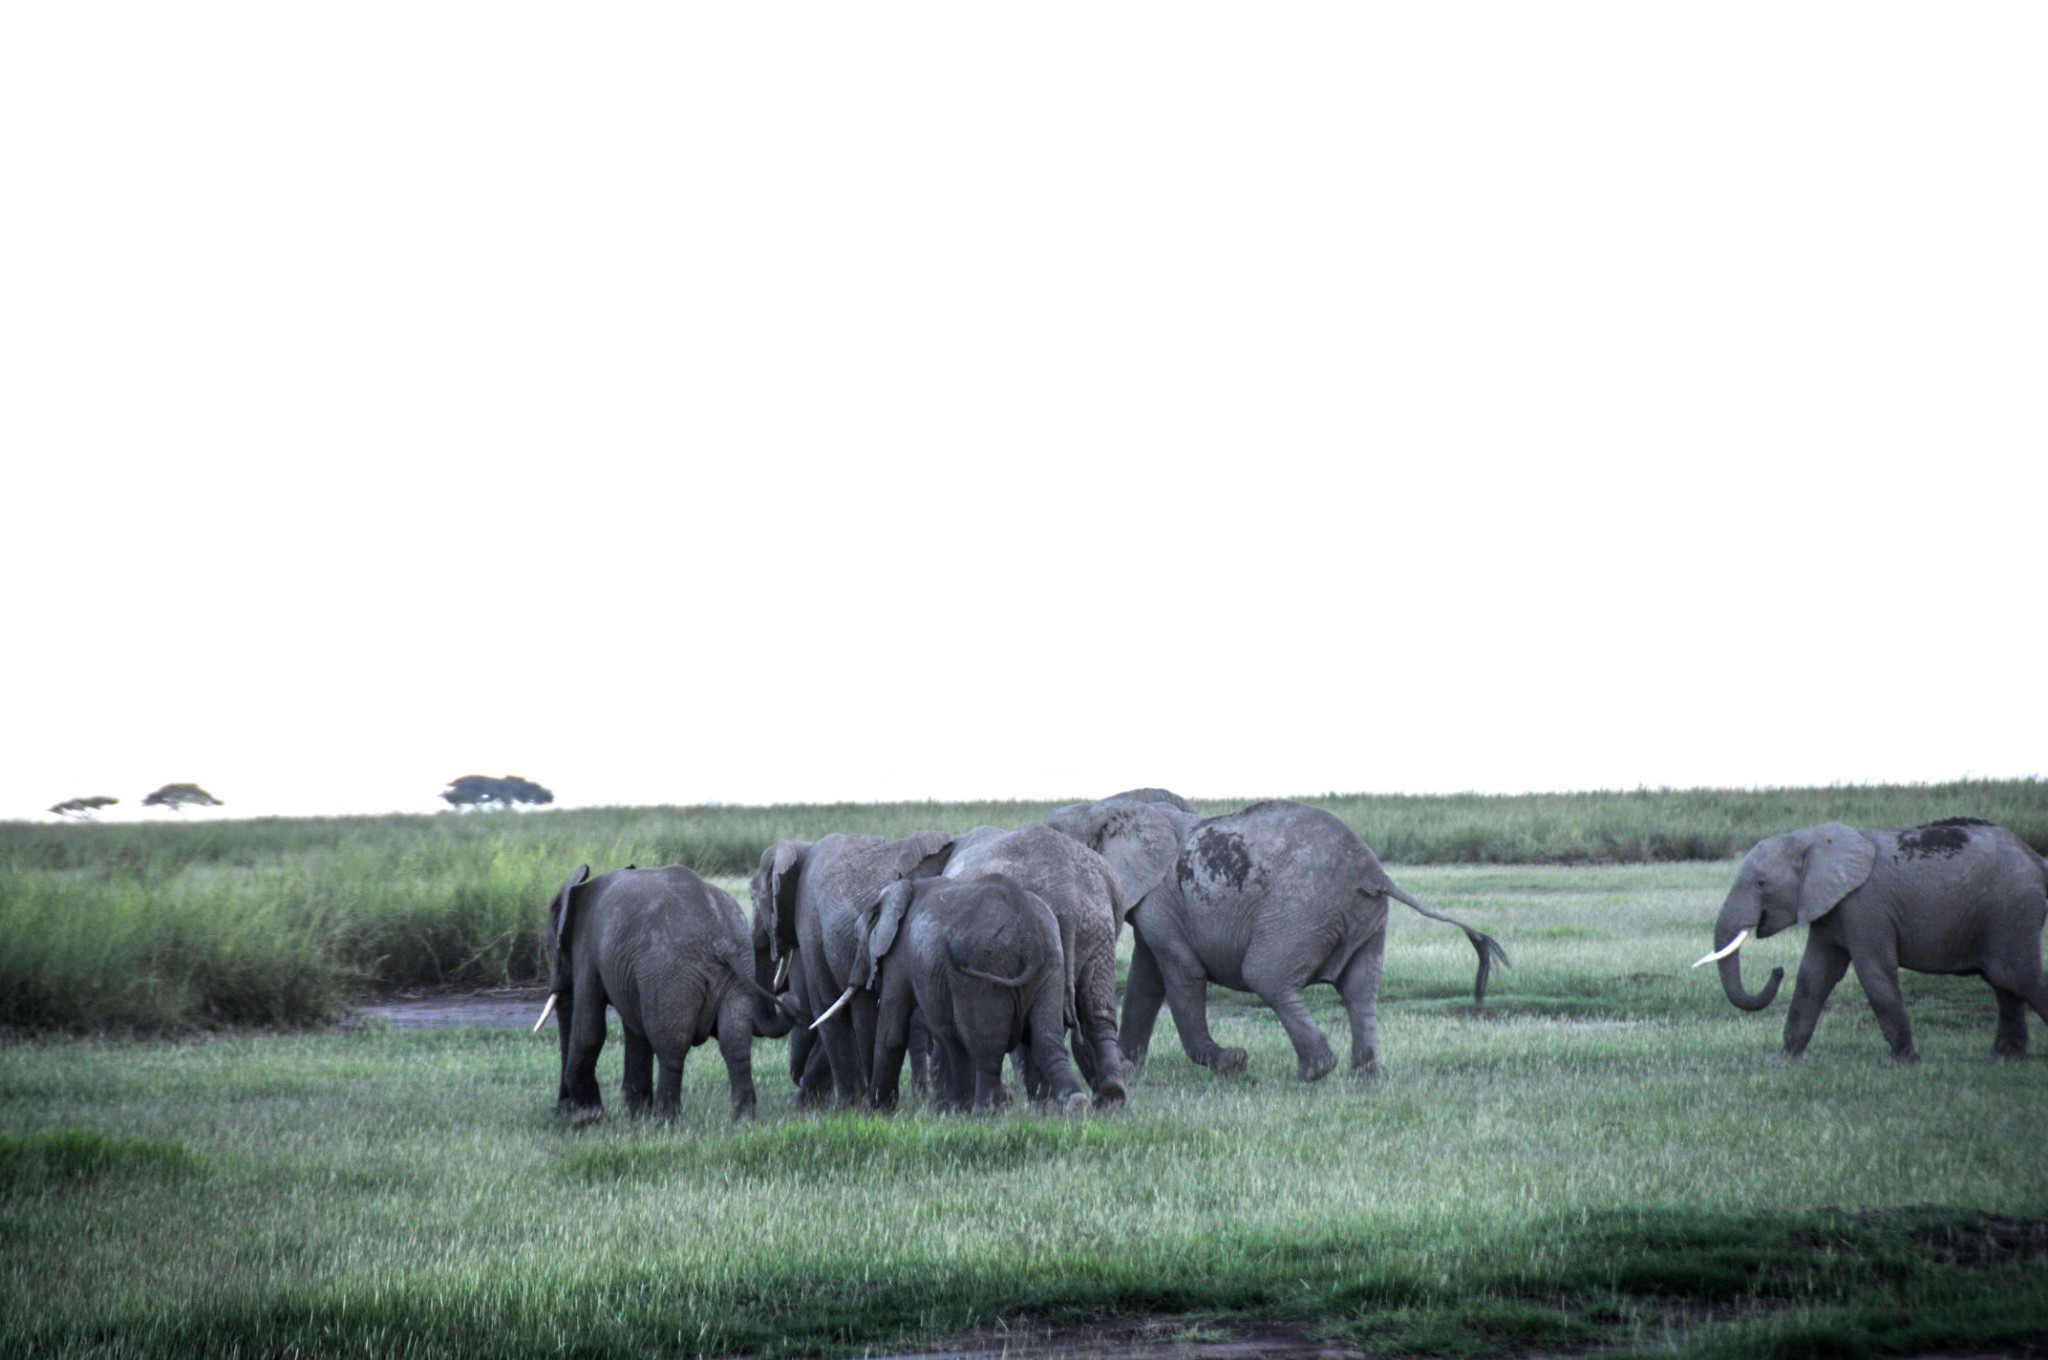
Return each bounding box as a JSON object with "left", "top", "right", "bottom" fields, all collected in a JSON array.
[
  {"left": 1796, "top": 822, "right": 1876, "bottom": 924},
  {"left": 1057, "top": 800, "right": 1183, "bottom": 906},
  {"left": 891, "top": 829, "right": 954, "bottom": 880},
  {"left": 750, "top": 841, "right": 807, "bottom": 960},
  {"left": 551, "top": 865, "right": 592, "bottom": 958},
  {"left": 863, "top": 880, "right": 918, "bottom": 986}
]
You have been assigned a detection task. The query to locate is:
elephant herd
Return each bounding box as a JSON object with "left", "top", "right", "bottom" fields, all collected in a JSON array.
[{"left": 535, "top": 791, "right": 2048, "bottom": 1123}]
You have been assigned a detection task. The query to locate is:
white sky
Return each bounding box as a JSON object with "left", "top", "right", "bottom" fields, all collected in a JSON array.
[{"left": 5, "top": 5, "right": 2044, "bottom": 821}]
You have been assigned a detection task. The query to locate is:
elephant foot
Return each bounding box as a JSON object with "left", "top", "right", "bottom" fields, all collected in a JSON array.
[
  {"left": 1350, "top": 1059, "right": 1384, "bottom": 1082},
  {"left": 1767, "top": 1050, "right": 1804, "bottom": 1066},
  {"left": 1992, "top": 1044, "right": 2030, "bottom": 1061},
  {"left": 559, "top": 1101, "right": 604, "bottom": 1127},
  {"left": 1298, "top": 1049, "right": 1338, "bottom": 1083},
  {"left": 1058, "top": 1091, "right": 1090, "bottom": 1116},
  {"left": 1889, "top": 1047, "right": 1922, "bottom": 1066},
  {"left": 1120, "top": 1052, "right": 1147, "bottom": 1081},
  {"left": 1208, "top": 1047, "right": 1249, "bottom": 1077},
  {"left": 1090, "top": 1078, "right": 1128, "bottom": 1110}
]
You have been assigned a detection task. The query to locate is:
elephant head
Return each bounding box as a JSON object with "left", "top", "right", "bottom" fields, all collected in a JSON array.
[
  {"left": 749, "top": 840, "right": 809, "bottom": 973},
  {"left": 1698, "top": 822, "right": 1875, "bottom": 1010},
  {"left": 1044, "top": 797, "right": 1188, "bottom": 907},
  {"left": 532, "top": 864, "right": 592, "bottom": 1031}
]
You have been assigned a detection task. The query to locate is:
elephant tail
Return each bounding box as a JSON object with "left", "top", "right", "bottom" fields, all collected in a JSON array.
[
  {"left": 1382, "top": 886, "right": 1513, "bottom": 1004},
  {"left": 722, "top": 956, "right": 804, "bottom": 1020},
  {"left": 945, "top": 940, "right": 1035, "bottom": 990}
]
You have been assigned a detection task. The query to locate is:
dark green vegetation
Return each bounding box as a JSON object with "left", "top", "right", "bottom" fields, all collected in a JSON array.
[
  {"left": 3, "top": 862, "right": 2047, "bottom": 1357},
  {"left": 2, "top": 780, "right": 2041, "bottom": 1032}
]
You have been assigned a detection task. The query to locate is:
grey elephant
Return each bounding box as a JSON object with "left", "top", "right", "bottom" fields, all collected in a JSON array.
[
  {"left": 943, "top": 823, "right": 1129, "bottom": 1107},
  {"left": 750, "top": 831, "right": 952, "bottom": 1107},
  {"left": 1696, "top": 817, "right": 2048, "bottom": 1061},
  {"left": 537, "top": 864, "right": 795, "bottom": 1122},
  {"left": 1048, "top": 794, "right": 1509, "bottom": 1080},
  {"left": 848, "top": 873, "right": 1088, "bottom": 1114}
]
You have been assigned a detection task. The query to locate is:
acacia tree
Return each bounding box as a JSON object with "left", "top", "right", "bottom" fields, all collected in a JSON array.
[
  {"left": 440, "top": 774, "right": 555, "bottom": 809},
  {"left": 49, "top": 796, "right": 119, "bottom": 821},
  {"left": 142, "top": 783, "right": 223, "bottom": 811}
]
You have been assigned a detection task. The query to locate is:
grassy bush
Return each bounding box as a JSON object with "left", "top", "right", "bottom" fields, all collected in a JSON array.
[{"left": 0, "top": 781, "right": 2040, "bottom": 1033}]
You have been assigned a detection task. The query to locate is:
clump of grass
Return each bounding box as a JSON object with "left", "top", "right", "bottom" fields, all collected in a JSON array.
[{"left": 0, "top": 1128, "right": 199, "bottom": 1187}]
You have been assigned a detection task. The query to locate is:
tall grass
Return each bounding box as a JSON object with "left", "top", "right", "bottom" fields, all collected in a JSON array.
[{"left": 0, "top": 781, "right": 2040, "bottom": 1032}]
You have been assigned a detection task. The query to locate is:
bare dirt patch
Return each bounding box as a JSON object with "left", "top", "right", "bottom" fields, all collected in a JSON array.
[
  {"left": 862, "top": 1317, "right": 1367, "bottom": 1360},
  {"left": 348, "top": 987, "right": 559, "bottom": 1030}
]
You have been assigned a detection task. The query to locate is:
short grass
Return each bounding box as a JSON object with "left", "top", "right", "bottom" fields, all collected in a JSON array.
[
  {"left": 2, "top": 780, "right": 2041, "bottom": 1032},
  {"left": 4, "top": 863, "right": 2047, "bottom": 1357}
]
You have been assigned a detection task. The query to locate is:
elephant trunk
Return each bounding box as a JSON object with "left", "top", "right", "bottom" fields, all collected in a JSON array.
[
  {"left": 748, "top": 936, "right": 796, "bottom": 1039},
  {"left": 1708, "top": 892, "right": 1782, "bottom": 1011}
]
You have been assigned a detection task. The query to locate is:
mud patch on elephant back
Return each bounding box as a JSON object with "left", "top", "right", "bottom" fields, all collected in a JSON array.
[
  {"left": 1178, "top": 829, "right": 1258, "bottom": 893},
  {"left": 1895, "top": 821, "right": 1979, "bottom": 859}
]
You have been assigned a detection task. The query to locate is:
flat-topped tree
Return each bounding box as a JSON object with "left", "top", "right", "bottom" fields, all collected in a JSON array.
[
  {"left": 141, "top": 783, "right": 222, "bottom": 811},
  {"left": 440, "top": 774, "right": 554, "bottom": 809},
  {"left": 49, "top": 796, "right": 119, "bottom": 821}
]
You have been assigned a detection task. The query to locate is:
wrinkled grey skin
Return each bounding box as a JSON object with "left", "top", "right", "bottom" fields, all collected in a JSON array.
[
  {"left": 1048, "top": 794, "right": 1509, "bottom": 1080},
  {"left": 750, "top": 831, "right": 952, "bottom": 1107},
  {"left": 855, "top": 873, "right": 1088, "bottom": 1114},
  {"left": 545, "top": 864, "right": 794, "bottom": 1122},
  {"left": 1710, "top": 818, "right": 2048, "bottom": 1062},
  {"left": 945, "top": 823, "right": 1129, "bottom": 1107}
]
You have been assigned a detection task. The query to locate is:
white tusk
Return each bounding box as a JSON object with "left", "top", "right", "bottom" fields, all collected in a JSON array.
[
  {"left": 532, "top": 992, "right": 559, "bottom": 1032},
  {"left": 808, "top": 983, "right": 859, "bottom": 1032},
  {"left": 1690, "top": 929, "right": 1750, "bottom": 969},
  {"left": 773, "top": 955, "right": 790, "bottom": 992}
]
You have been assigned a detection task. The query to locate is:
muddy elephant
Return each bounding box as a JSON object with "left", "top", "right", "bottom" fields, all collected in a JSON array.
[
  {"left": 537, "top": 863, "right": 795, "bottom": 1122},
  {"left": 1696, "top": 817, "right": 2048, "bottom": 1061},
  {"left": 943, "top": 823, "right": 1129, "bottom": 1107},
  {"left": 1048, "top": 794, "right": 1508, "bottom": 1080},
  {"left": 848, "top": 873, "right": 1088, "bottom": 1114},
  {"left": 750, "top": 831, "right": 952, "bottom": 1107}
]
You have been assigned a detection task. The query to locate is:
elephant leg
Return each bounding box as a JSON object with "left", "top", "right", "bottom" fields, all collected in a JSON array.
[
  {"left": 1150, "top": 939, "right": 1246, "bottom": 1076},
  {"left": 1991, "top": 986, "right": 2031, "bottom": 1058},
  {"left": 1118, "top": 933, "right": 1168, "bottom": 1077},
  {"left": 1074, "top": 951, "right": 1128, "bottom": 1107},
  {"left": 938, "top": 1034, "right": 974, "bottom": 1113},
  {"left": 1781, "top": 940, "right": 1851, "bottom": 1058},
  {"left": 869, "top": 973, "right": 916, "bottom": 1111},
  {"left": 848, "top": 992, "right": 880, "bottom": 1100},
  {"left": 1849, "top": 949, "right": 1918, "bottom": 1063},
  {"left": 971, "top": 1049, "right": 1010, "bottom": 1113},
  {"left": 621, "top": 1027, "right": 656, "bottom": 1114},
  {"left": 796, "top": 1044, "right": 833, "bottom": 1109},
  {"left": 907, "top": 1009, "right": 933, "bottom": 1099},
  {"left": 717, "top": 993, "right": 758, "bottom": 1121},
  {"left": 560, "top": 989, "right": 608, "bottom": 1120},
  {"left": 654, "top": 1052, "right": 686, "bottom": 1116},
  {"left": 1335, "top": 941, "right": 1386, "bottom": 1076},
  {"left": 1981, "top": 956, "right": 2048, "bottom": 1058},
  {"left": 1243, "top": 940, "right": 1336, "bottom": 1082}
]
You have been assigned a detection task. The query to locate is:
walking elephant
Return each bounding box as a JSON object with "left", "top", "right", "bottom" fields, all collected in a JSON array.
[
  {"left": 1695, "top": 817, "right": 2048, "bottom": 1061},
  {"left": 846, "top": 873, "right": 1088, "bottom": 1114},
  {"left": 537, "top": 864, "right": 796, "bottom": 1122},
  {"left": 943, "top": 823, "right": 1129, "bottom": 1107},
  {"left": 1048, "top": 794, "right": 1509, "bottom": 1080},
  {"left": 749, "top": 831, "right": 953, "bottom": 1107}
]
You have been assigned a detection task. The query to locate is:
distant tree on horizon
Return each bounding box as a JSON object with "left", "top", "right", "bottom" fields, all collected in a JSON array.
[
  {"left": 440, "top": 774, "right": 555, "bottom": 809},
  {"left": 49, "top": 796, "right": 119, "bottom": 821},
  {"left": 142, "top": 783, "right": 223, "bottom": 812}
]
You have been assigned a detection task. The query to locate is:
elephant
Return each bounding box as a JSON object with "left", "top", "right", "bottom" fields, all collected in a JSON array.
[
  {"left": 1048, "top": 793, "right": 1509, "bottom": 1080},
  {"left": 1695, "top": 817, "right": 2048, "bottom": 1061},
  {"left": 750, "top": 830, "right": 952, "bottom": 1107},
  {"left": 943, "top": 823, "right": 1129, "bottom": 1107},
  {"left": 537, "top": 863, "right": 796, "bottom": 1122},
  {"left": 847, "top": 872, "right": 1088, "bottom": 1114}
]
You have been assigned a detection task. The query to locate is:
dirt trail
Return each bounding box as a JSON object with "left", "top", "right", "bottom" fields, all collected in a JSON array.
[{"left": 351, "top": 987, "right": 560, "bottom": 1030}]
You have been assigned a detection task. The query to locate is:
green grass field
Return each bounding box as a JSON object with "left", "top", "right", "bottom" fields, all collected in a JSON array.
[{"left": 5, "top": 860, "right": 2047, "bottom": 1358}]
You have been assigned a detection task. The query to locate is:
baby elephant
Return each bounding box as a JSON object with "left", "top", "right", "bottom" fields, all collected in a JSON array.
[
  {"left": 832, "top": 873, "right": 1088, "bottom": 1114},
  {"left": 538, "top": 864, "right": 797, "bottom": 1121},
  {"left": 1697, "top": 818, "right": 2048, "bottom": 1061}
]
